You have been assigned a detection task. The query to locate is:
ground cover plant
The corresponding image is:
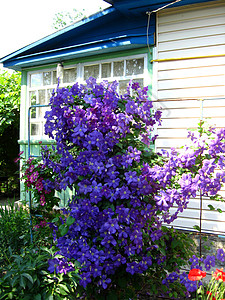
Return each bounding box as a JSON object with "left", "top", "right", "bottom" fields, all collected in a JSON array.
[{"left": 18, "top": 77, "right": 224, "bottom": 299}]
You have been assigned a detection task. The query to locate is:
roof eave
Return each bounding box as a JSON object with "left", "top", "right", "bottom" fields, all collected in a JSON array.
[
  {"left": 0, "top": 7, "right": 115, "bottom": 64},
  {"left": 3, "top": 35, "right": 150, "bottom": 71}
]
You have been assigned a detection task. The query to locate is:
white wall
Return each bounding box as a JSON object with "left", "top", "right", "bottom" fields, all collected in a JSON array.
[{"left": 153, "top": 0, "right": 225, "bottom": 234}]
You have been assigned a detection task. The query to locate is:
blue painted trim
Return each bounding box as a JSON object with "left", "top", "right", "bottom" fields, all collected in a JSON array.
[{"left": 3, "top": 37, "right": 150, "bottom": 70}]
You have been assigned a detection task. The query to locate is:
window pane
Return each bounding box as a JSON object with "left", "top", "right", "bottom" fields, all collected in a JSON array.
[
  {"left": 113, "top": 61, "right": 124, "bottom": 77},
  {"left": 29, "top": 91, "right": 37, "bottom": 118},
  {"left": 47, "top": 89, "right": 53, "bottom": 103},
  {"left": 84, "top": 64, "right": 99, "bottom": 80},
  {"left": 39, "top": 107, "right": 48, "bottom": 119},
  {"left": 53, "top": 71, "right": 57, "bottom": 85},
  {"left": 31, "top": 123, "right": 40, "bottom": 136},
  {"left": 30, "top": 73, "right": 42, "bottom": 87},
  {"left": 126, "top": 58, "right": 144, "bottom": 76},
  {"left": 101, "top": 63, "right": 111, "bottom": 78},
  {"left": 38, "top": 90, "right": 46, "bottom": 105},
  {"left": 119, "top": 80, "right": 130, "bottom": 95},
  {"left": 43, "top": 72, "right": 51, "bottom": 85},
  {"left": 63, "top": 68, "right": 77, "bottom": 83}
]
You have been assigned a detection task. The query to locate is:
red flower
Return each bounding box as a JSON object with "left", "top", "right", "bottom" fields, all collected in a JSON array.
[
  {"left": 188, "top": 269, "right": 206, "bottom": 281},
  {"left": 213, "top": 268, "right": 225, "bottom": 282},
  {"left": 206, "top": 291, "right": 216, "bottom": 300}
]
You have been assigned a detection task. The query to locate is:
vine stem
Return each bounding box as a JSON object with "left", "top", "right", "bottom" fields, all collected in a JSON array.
[
  {"left": 199, "top": 190, "right": 203, "bottom": 257},
  {"left": 199, "top": 101, "right": 204, "bottom": 258}
]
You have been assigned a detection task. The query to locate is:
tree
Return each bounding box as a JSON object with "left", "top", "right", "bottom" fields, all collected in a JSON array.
[
  {"left": 52, "top": 8, "right": 86, "bottom": 30},
  {"left": 0, "top": 71, "right": 21, "bottom": 194},
  {"left": 52, "top": 7, "right": 104, "bottom": 30}
]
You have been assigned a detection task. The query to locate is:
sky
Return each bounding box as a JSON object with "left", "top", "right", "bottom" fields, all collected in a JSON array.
[{"left": 0, "top": 0, "right": 110, "bottom": 67}]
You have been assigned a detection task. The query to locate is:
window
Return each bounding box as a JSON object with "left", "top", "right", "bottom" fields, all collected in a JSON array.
[{"left": 27, "top": 54, "right": 147, "bottom": 138}]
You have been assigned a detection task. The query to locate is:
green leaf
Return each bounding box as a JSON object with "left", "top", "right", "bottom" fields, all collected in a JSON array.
[
  {"left": 107, "top": 291, "right": 118, "bottom": 300},
  {"left": 22, "top": 273, "right": 34, "bottom": 284},
  {"left": 193, "top": 225, "right": 200, "bottom": 231},
  {"left": 118, "top": 277, "right": 127, "bottom": 288},
  {"left": 20, "top": 276, "right": 26, "bottom": 289},
  {"left": 56, "top": 284, "right": 69, "bottom": 295},
  {"left": 52, "top": 217, "right": 59, "bottom": 223},
  {"left": 66, "top": 216, "right": 75, "bottom": 226},
  {"left": 208, "top": 204, "right": 215, "bottom": 210},
  {"left": 217, "top": 208, "right": 223, "bottom": 213},
  {"left": 59, "top": 224, "right": 69, "bottom": 236}
]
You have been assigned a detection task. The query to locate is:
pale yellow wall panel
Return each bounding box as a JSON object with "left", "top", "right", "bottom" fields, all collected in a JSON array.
[
  {"left": 158, "top": 23, "right": 225, "bottom": 42},
  {"left": 154, "top": 99, "right": 225, "bottom": 109},
  {"left": 158, "top": 86, "right": 225, "bottom": 99},
  {"left": 157, "top": 57, "right": 225, "bottom": 71},
  {"left": 158, "top": 65, "right": 225, "bottom": 80},
  {"left": 158, "top": 75, "right": 225, "bottom": 90},
  {"left": 158, "top": 3, "right": 225, "bottom": 24},
  {"left": 158, "top": 34, "right": 225, "bottom": 52},
  {"left": 158, "top": 45, "right": 225, "bottom": 60},
  {"left": 158, "top": 118, "right": 199, "bottom": 129}
]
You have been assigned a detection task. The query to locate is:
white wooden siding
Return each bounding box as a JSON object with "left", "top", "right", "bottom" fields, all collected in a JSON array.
[{"left": 154, "top": 0, "right": 225, "bottom": 234}]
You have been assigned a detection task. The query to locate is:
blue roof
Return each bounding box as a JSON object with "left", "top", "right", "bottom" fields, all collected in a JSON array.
[{"left": 0, "top": 0, "right": 219, "bottom": 70}]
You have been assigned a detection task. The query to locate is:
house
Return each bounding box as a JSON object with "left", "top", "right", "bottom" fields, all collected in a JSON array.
[{"left": 1, "top": 0, "right": 225, "bottom": 234}]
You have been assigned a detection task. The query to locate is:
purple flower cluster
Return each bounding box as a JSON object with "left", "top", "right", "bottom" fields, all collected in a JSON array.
[
  {"left": 42, "top": 78, "right": 225, "bottom": 292},
  {"left": 43, "top": 79, "right": 163, "bottom": 289}
]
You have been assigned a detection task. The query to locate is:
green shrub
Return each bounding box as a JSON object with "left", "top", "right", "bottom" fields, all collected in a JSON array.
[
  {"left": 0, "top": 247, "right": 80, "bottom": 300},
  {"left": 0, "top": 201, "right": 30, "bottom": 265}
]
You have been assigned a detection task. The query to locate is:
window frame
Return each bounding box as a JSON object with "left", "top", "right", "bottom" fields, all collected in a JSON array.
[{"left": 27, "top": 53, "right": 148, "bottom": 139}]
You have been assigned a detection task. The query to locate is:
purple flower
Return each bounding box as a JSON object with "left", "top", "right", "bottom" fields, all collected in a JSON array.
[
  {"left": 102, "top": 218, "right": 120, "bottom": 234},
  {"left": 154, "top": 191, "right": 170, "bottom": 211},
  {"left": 126, "top": 261, "right": 138, "bottom": 275},
  {"left": 125, "top": 100, "right": 138, "bottom": 114},
  {"left": 125, "top": 171, "right": 138, "bottom": 184},
  {"left": 113, "top": 254, "right": 126, "bottom": 267},
  {"left": 204, "top": 255, "right": 215, "bottom": 271},
  {"left": 185, "top": 280, "right": 198, "bottom": 293},
  {"left": 119, "top": 186, "right": 131, "bottom": 199},
  {"left": 77, "top": 179, "right": 92, "bottom": 194},
  {"left": 58, "top": 259, "right": 74, "bottom": 274},
  {"left": 48, "top": 258, "right": 60, "bottom": 273},
  {"left": 150, "top": 230, "right": 162, "bottom": 242},
  {"left": 83, "top": 93, "right": 96, "bottom": 105},
  {"left": 80, "top": 272, "right": 92, "bottom": 288},
  {"left": 98, "top": 275, "right": 111, "bottom": 289},
  {"left": 217, "top": 248, "right": 225, "bottom": 262}
]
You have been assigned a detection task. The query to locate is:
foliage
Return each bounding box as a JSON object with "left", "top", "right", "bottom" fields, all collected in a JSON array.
[
  {"left": 0, "top": 71, "right": 20, "bottom": 134},
  {"left": 0, "top": 246, "right": 80, "bottom": 300},
  {"left": 0, "top": 71, "right": 21, "bottom": 194},
  {"left": 52, "top": 8, "right": 86, "bottom": 30},
  {"left": 0, "top": 201, "right": 30, "bottom": 266}
]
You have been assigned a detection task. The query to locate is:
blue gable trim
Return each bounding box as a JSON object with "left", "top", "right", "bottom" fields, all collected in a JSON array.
[
  {"left": 1, "top": 7, "right": 155, "bottom": 71},
  {"left": 104, "top": 0, "right": 219, "bottom": 14},
  {"left": 3, "top": 38, "right": 149, "bottom": 70}
]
